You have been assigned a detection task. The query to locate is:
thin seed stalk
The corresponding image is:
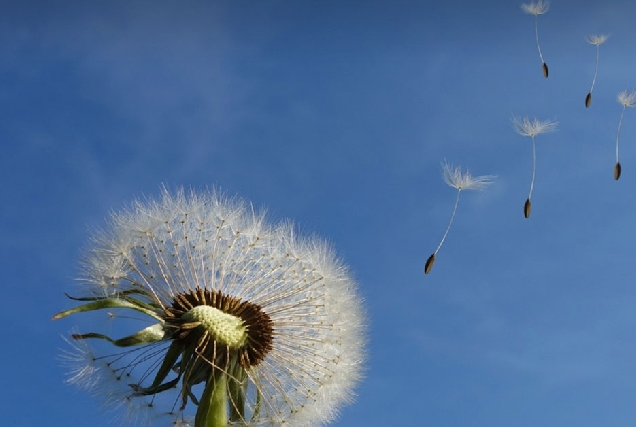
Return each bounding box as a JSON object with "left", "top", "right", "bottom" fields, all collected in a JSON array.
[
  {"left": 434, "top": 189, "right": 462, "bottom": 255},
  {"left": 587, "top": 44, "right": 600, "bottom": 107},
  {"left": 529, "top": 136, "right": 537, "bottom": 200},
  {"left": 534, "top": 15, "right": 547, "bottom": 77},
  {"left": 616, "top": 106, "right": 627, "bottom": 163},
  {"left": 426, "top": 189, "right": 462, "bottom": 275}
]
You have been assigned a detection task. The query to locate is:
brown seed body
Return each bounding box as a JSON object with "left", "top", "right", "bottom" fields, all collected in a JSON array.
[
  {"left": 585, "top": 92, "right": 592, "bottom": 108},
  {"left": 524, "top": 198, "right": 532, "bottom": 219},
  {"left": 424, "top": 253, "right": 436, "bottom": 275},
  {"left": 542, "top": 62, "right": 549, "bottom": 78},
  {"left": 614, "top": 162, "right": 622, "bottom": 180}
]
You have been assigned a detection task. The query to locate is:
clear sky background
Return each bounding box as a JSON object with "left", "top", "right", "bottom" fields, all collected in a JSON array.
[{"left": 3, "top": 1, "right": 636, "bottom": 426}]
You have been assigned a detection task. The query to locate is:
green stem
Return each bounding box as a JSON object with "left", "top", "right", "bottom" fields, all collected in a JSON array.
[{"left": 195, "top": 371, "right": 228, "bottom": 427}]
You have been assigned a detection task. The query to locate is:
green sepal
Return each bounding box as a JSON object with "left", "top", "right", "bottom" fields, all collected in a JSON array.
[
  {"left": 63, "top": 287, "right": 153, "bottom": 302},
  {"left": 72, "top": 323, "right": 165, "bottom": 347},
  {"left": 120, "top": 294, "right": 163, "bottom": 312},
  {"left": 132, "top": 375, "right": 180, "bottom": 397},
  {"left": 142, "top": 340, "right": 184, "bottom": 392},
  {"left": 52, "top": 297, "right": 161, "bottom": 321},
  {"left": 178, "top": 338, "right": 209, "bottom": 410}
]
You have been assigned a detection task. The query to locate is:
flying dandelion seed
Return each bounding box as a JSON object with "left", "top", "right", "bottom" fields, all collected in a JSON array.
[
  {"left": 521, "top": 0, "right": 550, "bottom": 78},
  {"left": 424, "top": 162, "right": 494, "bottom": 274},
  {"left": 54, "top": 187, "right": 366, "bottom": 427},
  {"left": 614, "top": 90, "right": 636, "bottom": 180},
  {"left": 585, "top": 34, "right": 609, "bottom": 108},
  {"left": 512, "top": 116, "right": 558, "bottom": 218}
]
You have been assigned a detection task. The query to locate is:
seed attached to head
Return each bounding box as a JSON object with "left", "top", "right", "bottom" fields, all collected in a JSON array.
[
  {"left": 542, "top": 62, "right": 549, "bottom": 78},
  {"left": 524, "top": 198, "right": 532, "bottom": 218},
  {"left": 614, "top": 162, "right": 622, "bottom": 180},
  {"left": 424, "top": 253, "right": 436, "bottom": 275},
  {"left": 585, "top": 92, "right": 592, "bottom": 108}
]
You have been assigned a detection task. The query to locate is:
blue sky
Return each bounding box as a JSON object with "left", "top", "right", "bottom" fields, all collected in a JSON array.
[{"left": 3, "top": 1, "right": 636, "bottom": 425}]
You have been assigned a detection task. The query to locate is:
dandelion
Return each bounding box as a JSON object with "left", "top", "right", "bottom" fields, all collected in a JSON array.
[
  {"left": 614, "top": 90, "right": 636, "bottom": 179},
  {"left": 54, "top": 187, "right": 366, "bottom": 427},
  {"left": 521, "top": 0, "right": 550, "bottom": 77},
  {"left": 585, "top": 34, "right": 609, "bottom": 107},
  {"left": 512, "top": 116, "right": 558, "bottom": 218},
  {"left": 424, "top": 162, "right": 495, "bottom": 274}
]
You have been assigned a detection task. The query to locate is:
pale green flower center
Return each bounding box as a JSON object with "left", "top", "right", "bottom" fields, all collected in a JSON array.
[{"left": 183, "top": 305, "right": 248, "bottom": 348}]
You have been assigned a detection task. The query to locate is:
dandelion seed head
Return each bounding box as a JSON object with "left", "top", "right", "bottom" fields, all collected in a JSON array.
[
  {"left": 56, "top": 187, "right": 366, "bottom": 426},
  {"left": 521, "top": 0, "right": 549, "bottom": 15},
  {"left": 512, "top": 116, "right": 559, "bottom": 137},
  {"left": 441, "top": 161, "right": 495, "bottom": 191},
  {"left": 617, "top": 90, "right": 636, "bottom": 107},
  {"left": 587, "top": 34, "right": 609, "bottom": 45}
]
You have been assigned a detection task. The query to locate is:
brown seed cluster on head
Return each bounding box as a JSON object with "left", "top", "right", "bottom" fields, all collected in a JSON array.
[{"left": 165, "top": 288, "right": 274, "bottom": 369}]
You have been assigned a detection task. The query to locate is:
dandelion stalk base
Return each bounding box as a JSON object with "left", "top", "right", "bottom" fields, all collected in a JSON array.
[{"left": 195, "top": 372, "right": 228, "bottom": 427}]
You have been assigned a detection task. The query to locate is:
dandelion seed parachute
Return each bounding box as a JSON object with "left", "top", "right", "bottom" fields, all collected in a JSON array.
[
  {"left": 512, "top": 116, "right": 558, "bottom": 220},
  {"left": 54, "top": 187, "right": 366, "bottom": 427},
  {"left": 521, "top": 1, "right": 550, "bottom": 78},
  {"left": 585, "top": 34, "right": 608, "bottom": 107},
  {"left": 615, "top": 91, "right": 636, "bottom": 181},
  {"left": 425, "top": 162, "right": 494, "bottom": 276}
]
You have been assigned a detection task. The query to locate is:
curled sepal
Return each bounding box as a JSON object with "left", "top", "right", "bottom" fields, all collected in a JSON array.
[
  {"left": 614, "top": 162, "right": 622, "bottom": 180},
  {"left": 132, "top": 340, "right": 183, "bottom": 396},
  {"left": 585, "top": 92, "right": 592, "bottom": 108},
  {"left": 53, "top": 297, "right": 161, "bottom": 321},
  {"left": 542, "top": 62, "right": 549, "bottom": 78},
  {"left": 524, "top": 198, "right": 532, "bottom": 219},
  {"left": 424, "top": 253, "right": 436, "bottom": 275},
  {"left": 72, "top": 323, "right": 165, "bottom": 347},
  {"left": 63, "top": 288, "right": 154, "bottom": 302}
]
